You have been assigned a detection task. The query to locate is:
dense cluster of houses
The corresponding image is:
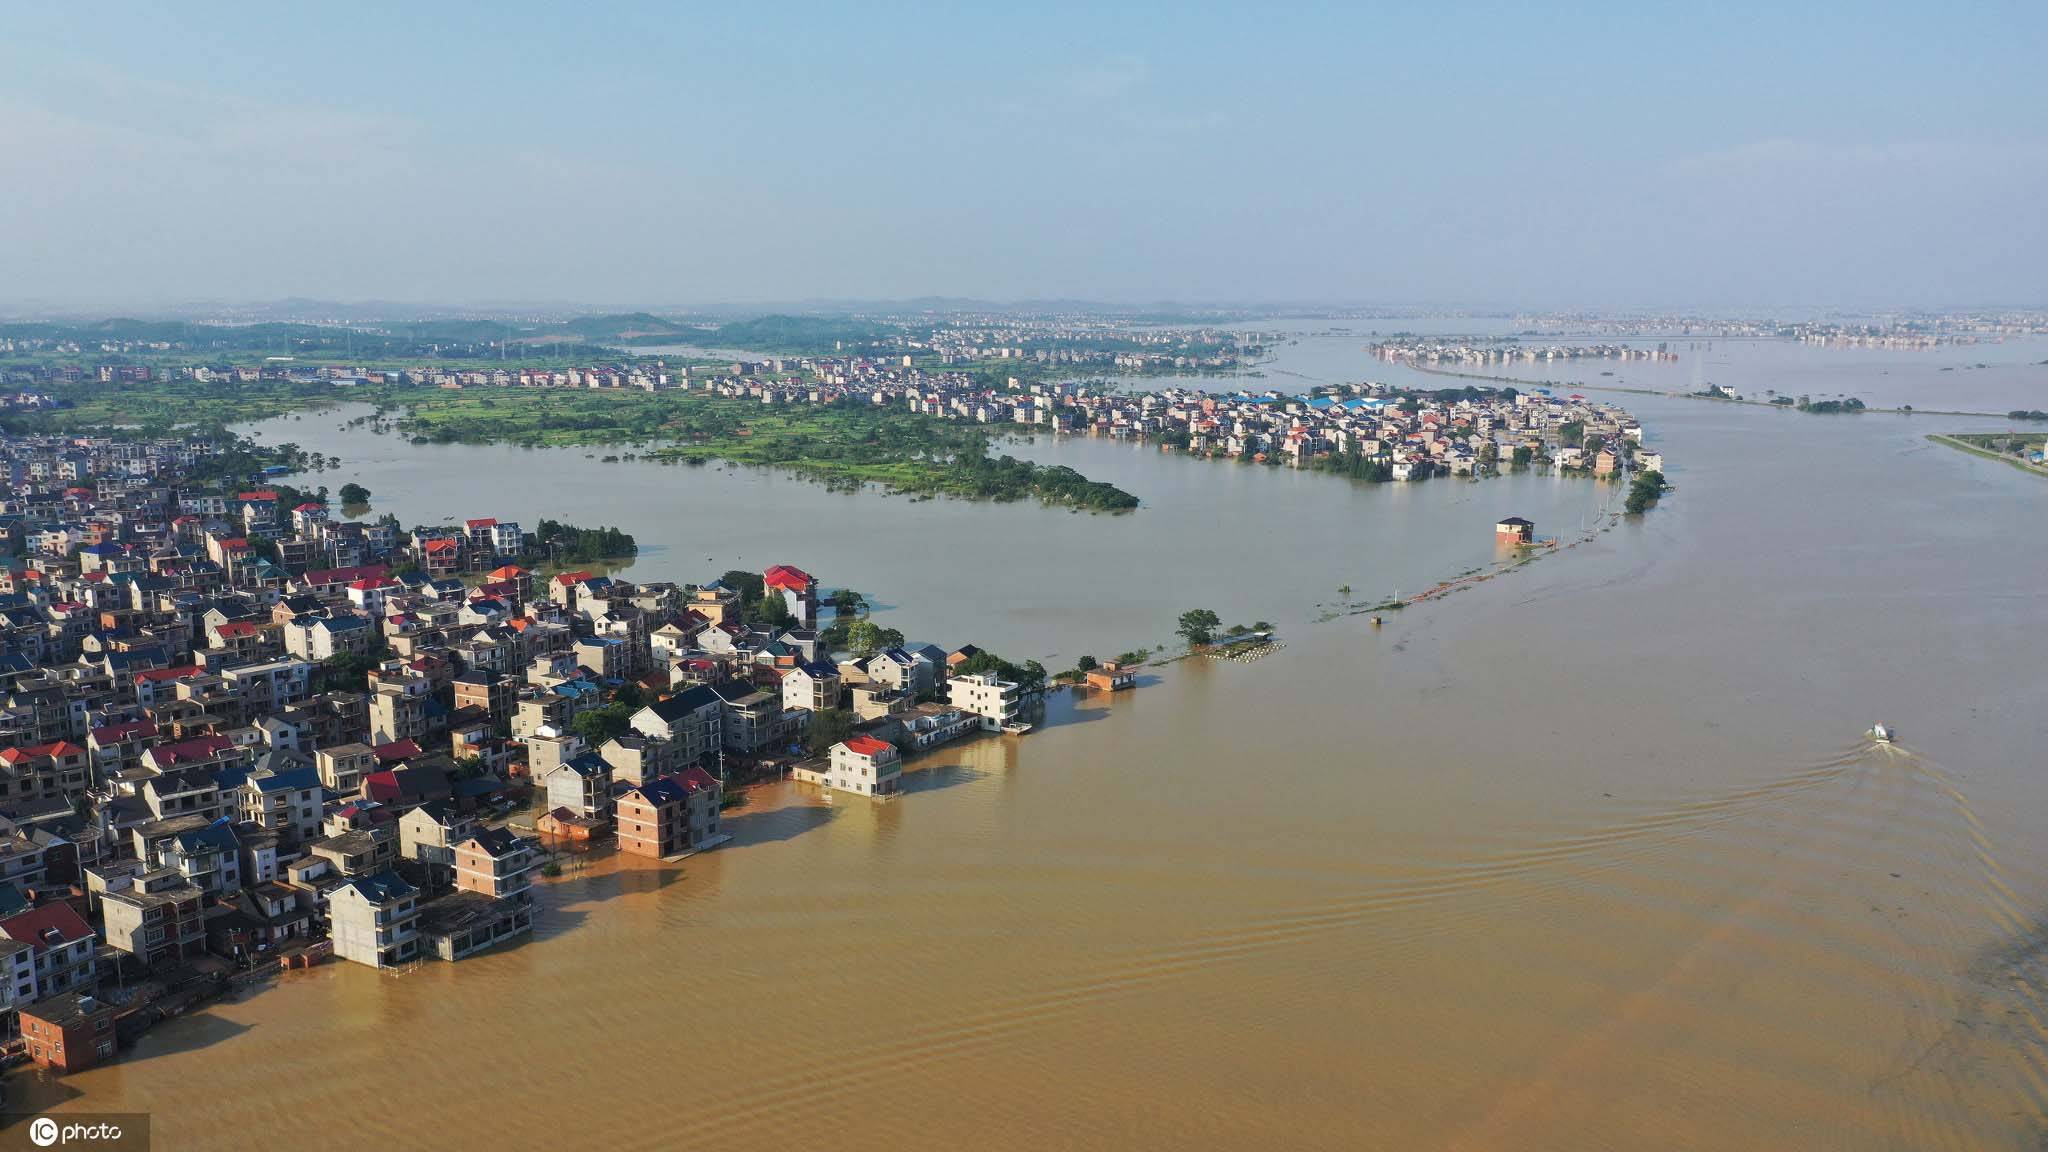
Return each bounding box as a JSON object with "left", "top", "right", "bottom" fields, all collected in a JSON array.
[
  {"left": 410, "top": 354, "right": 1652, "bottom": 480},
  {"left": 1370, "top": 339, "right": 1679, "bottom": 367},
  {"left": 694, "top": 365, "right": 1653, "bottom": 479},
  {"left": 11, "top": 332, "right": 1657, "bottom": 486},
  {"left": 0, "top": 431, "right": 1048, "bottom": 1073}
]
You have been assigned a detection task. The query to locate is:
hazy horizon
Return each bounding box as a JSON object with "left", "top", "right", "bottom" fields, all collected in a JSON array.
[{"left": 6, "top": 3, "right": 2045, "bottom": 312}]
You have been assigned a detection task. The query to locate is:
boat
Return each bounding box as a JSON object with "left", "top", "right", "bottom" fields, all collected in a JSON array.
[{"left": 1872, "top": 723, "right": 1892, "bottom": 744}]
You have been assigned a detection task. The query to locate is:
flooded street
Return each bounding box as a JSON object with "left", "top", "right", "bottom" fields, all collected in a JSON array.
[{"left": 15, "top": 351, "right": 2048, "bottom": 1149}]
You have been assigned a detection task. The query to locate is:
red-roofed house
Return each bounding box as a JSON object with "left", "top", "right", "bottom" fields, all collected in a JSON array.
[
  {"left": 0, "top": 740, "right": 89, "bottom": 801},
  {"left": 796, "top": 735, "right": 901, "bottom": 798},
  {"left": 296, "top": 565, "right": 390, "bottom": 598},
  {"left": 0, "top": 902, "right": 97, "bottom": 999},
  {"left": 142, "top": 734, "right": 240, "bottom": 775},
  {"left": 206, "top": 618, "right": 274, "bottom": 661},
  {"left": 88, "top": 720, "right": 158, "bottom": 777},
  {"left": 420, "top": 537, "right": 464, "bottom": 577},
  {"left": 133, "top": 665, "right": 204, "bottom": 707},
  {"left": 763, "top": 564, "right": 819, "bottom": 625},
  {"left": 346, "top": 577, "right": 402, "bottom": 614},
  {"left": 463, "top": 517, "right": 523, "bottom": 560},
  {"left": 372, "top": 739, "right": 424, "bottom": 766}
]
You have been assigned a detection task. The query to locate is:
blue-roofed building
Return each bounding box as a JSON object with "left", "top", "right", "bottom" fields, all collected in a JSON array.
[
  {"left": 782, "top": 660, "right": 843, "bottom": 714},
  {"left": 538, "top": 751, "right": 614, "bottom": 822},
  {"left": 164, "top": 819, "right": 242, "bottom": 896},
  {"left": 241, "top": 764, "right": 323, "bottom": 844},
  {"left": 328, "top": 870, "right": 420, "bottom": 968}
]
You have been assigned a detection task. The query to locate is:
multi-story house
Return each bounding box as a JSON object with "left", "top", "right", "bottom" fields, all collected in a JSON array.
[
  {"left": 19, "top": 991, "right": 117, "bottom": 1074},
  {"left": 616, "top": 775, "right": 690, "bottom": 859},
  {"left": 949, "top": 671, "right": 1024, "bottom": 731},
  {"left": 141, "top": 733, "right": 243, "bottom": 778},
  {"left": 368, "top": 676, "right": 430, "bottom": 746},
  {"left": 795, "top": 736, "right": 901, "bottom": 798},
  {"left": 315, "top": 743, "right": 376, "bottom": 796},
  {"left": 238, "top": 765, "right": 323, "bottom": 845},
  {"left": 781, "top": 661, "right": 842, "bottom": 715},
  {"left": 597, "top": 734, "right": 675, "bottom": 786},
  {"left": 397, "top": 801, "right": 475, "bottom": 886},
  {"left": 220, "top": 657, "right": 313, "bottom": 714},
  {"left": 762, "top": 564, "right": 818, "bottom": 626},
  {"left": 537, "top": 753, "right": 612, "bottom": 823},
  {"left": 282, "top": 613, "right": 374, "bottom": 662},
  {"left": 629, "top": 686, "right": 723, "bottom": 765},
  {"left": 100, "top": 867, "right": 207, "bottom": 966},
  {"left": 453, "top": 827, "right": 539, "bottom": 901},
  {"left": 451, "top": 671, "right": 515, "bottom": 726},
  {"left": 0, "top": 739, "right": 89, "bottom": 802},
  {"left": 0, "top": 937, "right": 36, "bottom": 1022},
  {"left": 307, "top": 826, "right": 397, "bottom": 879},
  {"left": 0, "top": 902, "right": 97, "bottom": 999},
  {"left": 86, "top": 718, "right": 157, "bottom": 781},
  {"left": 156, "top": 820, "right": 243, "bottom": 896},
  {"left": 712, "top": 682, "right": 788, "bottom": 756},
  {"left": 328, "top": 871, "right": 420, "bottom": 968},
  {"left": 0, "top": 831, "right": 49, "bottom": 890}
]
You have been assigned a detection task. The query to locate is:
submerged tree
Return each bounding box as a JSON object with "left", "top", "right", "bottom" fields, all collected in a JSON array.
[{"left": 1177, "top": 608, "right": 1222, "bottom": 647}]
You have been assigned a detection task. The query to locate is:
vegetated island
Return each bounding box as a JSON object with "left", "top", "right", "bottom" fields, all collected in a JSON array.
[
  {"left": 408, "top": 395, "right": 1141, "bottom": 512},
  {"left": 0, "top": 383, "right": 1141, "bottom": 514}
]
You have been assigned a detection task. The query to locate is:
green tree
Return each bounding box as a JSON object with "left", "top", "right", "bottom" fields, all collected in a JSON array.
[
  {"left": 955, "top": 650, "right": 1044, "bottom": 691},
  {"left": 846, "top": 620, "right": 905, "bottom": 658},
  {"left": 339, "top": 482, "right": 372, "bottom": 505},
  {"left": 831, "top": 588, "right": 868, "bottom": 617},
  {"left": 1074, "top": 654, "right": 1098, "bottom": 673},
  {"left": 571, "top": 703, "right": 634, "bottom": 747},
  {"left": 804, "top": 707, "right": 855, "bottom": 755},
  {"left": 720, "top": 570, "right": 766, "bottom": 607},
  {"left": 319, "top": 647, "right": 389, "bottom": 692},
  {"left": 754, "top": 593, "right": 795, "bottom": 629},
  {"left": 1177, "top": 608, "right": 1222, "bottom": 647},
  {"left": 1625, "top": 469, "right": 1668, "bottom": 515}
]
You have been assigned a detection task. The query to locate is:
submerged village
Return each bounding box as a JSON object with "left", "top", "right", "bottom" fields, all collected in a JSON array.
[{"left": 0, "top": 358, "right": 1657, "bottom": 1081}]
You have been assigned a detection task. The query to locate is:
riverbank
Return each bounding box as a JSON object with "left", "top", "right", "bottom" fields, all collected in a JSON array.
[
  {"left": 1926, "top": 432, "right": 2048, "bottom": 477},
  {"left": 1400, "top": 360, "right": 2014, "bottom": 418}
]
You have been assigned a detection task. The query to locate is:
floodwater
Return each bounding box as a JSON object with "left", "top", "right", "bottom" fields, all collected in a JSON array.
[
  {"left": 12, "top": 342, "right": 2048, "bottom": 1150},
  {"left": 1384, "top": 331, "right": 2048, "bottom": 415}
]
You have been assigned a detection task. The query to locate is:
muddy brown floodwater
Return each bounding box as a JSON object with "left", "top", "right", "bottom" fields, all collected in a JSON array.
[{"left": 11, "top": 352, "right": 2048, "bottom": 1149}]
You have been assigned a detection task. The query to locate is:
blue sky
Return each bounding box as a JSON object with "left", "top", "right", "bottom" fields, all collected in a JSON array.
[{"left": 3, "top": 2, "right": 2044, "bottom": 310}]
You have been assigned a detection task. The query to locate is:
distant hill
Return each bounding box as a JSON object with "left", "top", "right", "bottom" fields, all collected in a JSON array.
[{"left": 708, "top": 314, "right": 906, "bottom": 353}]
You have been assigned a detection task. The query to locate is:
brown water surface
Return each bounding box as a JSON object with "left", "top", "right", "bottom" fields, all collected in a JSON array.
[{"left": 11, "top": 367, "right": 2048, "bottom": 1150}]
